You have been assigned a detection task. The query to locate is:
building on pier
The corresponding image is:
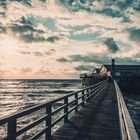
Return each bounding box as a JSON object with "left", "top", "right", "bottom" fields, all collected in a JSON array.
[{"left": 81, "top": 59, "right": 140, "bottom": 92}]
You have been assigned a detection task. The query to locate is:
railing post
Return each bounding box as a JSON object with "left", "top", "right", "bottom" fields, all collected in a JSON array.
[
  {"left": 82, "top": 90, "right": 85, "bottom": 107},
  {"left": 64, "top": 97, "right": 68, "bottom": 123},
  {"left": 75, "top": 93, "right": 78, "bottom": 113},
  {"left": 87, "top": 89, "right": 89, "bottom": 101},
  {"left": 46, "top": 104, "right": 52, "bottom": 140},
  {"left": 7, "top": 118, "right": 16, "bottom": 140}
]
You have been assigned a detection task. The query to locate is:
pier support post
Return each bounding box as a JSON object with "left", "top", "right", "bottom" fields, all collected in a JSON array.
[
  {"left": 64, "top": 97, "right": 68, "bottom": 123},
  {"left": 46, "top": 105, "right": 52, "bottom": 140},
  {"left": 82, "top": 90, "right": 85, "bottom": 106},
  {"left": 75, "top": 93, "right": 78, "bottom": 113},
  {"left": 7, "top": 118, "right": 16, "bottom": 140},
  {"left": 87, "top": 89, "right": 89, "bottom": 101}
]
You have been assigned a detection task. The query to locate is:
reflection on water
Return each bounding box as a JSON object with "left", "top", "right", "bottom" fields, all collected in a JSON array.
[
  {"left": 0, "top": 79, "right": 81, "bottom": 118},
  {"left": 0, "top": 79, "right": 81, "bottom": 139},
  {"left": 124, "top": 93, "right": 140, "bottom": 138}
]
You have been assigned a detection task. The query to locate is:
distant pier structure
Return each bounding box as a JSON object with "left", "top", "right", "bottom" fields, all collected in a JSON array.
[{"left": 80, "top": 59, "right": 140, "bottom": 93}]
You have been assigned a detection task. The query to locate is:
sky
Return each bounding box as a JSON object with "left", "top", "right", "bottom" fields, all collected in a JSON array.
[{"left": 0, "top": 0, "right": 140, "bottom": 79}]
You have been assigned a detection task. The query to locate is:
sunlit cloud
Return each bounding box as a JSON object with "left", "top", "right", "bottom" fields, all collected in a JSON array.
[{"left": 0, "top": 0, "right": 140, "bottom": 79}]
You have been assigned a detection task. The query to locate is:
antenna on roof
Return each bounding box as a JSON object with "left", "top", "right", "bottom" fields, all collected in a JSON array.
[{"left": 111, "top": 58, "right": 115, "bottom": 78}]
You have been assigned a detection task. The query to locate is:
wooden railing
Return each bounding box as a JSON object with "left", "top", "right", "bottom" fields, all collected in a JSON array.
[
  {"left": 0, "top": 80, "right": 106, "bottom": 140},
  {"left": 114, "top": 80, "right": 139, "bottom": 140}
]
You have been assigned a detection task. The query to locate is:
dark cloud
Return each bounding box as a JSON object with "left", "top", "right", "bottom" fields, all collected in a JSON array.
[
  {"left": 69, "top": 54, "right": 110, "bottom": 64},
  {"left": 0, "top": 11, "right": 6, "bottom": 17},
  {"left": 0, "top": 25, "right": 6, "bottom": 33},
  {"left": 95, "top": 8, "right": 122, "bottom": 18},
  {"left": 75, "top": 65, "right": 95, "bottom": 71},
  {"left": 10, "top": 24, "right": 43, "bottom": 33},
  {"left": 20, "top": 33, "right": 47, "bottom": 42},
  {"left": 68, "top": 54, "right": 139, "bottom": 65},
  {"left": 70, "top": 32, "right": 101, "bottom": 41},
  {"left": 10, "top": 21, "right": 59, "bottom": 43},
  {"left": 132, "top": 0, "right": 140, "bottom": 11},
  {"left": 0, "top": 0, "right": 7, "bottom": 8},
  {"left": 14, "top": 0, "right": 32, "bottom": 6},
  {"left": 57, "top": 58, "right": 71, "bottom": 63},
  {"left": 129, "top": 28, "right": 140, "bottom": 43},
  {"left": 104, "top": 38, "right": 119, "bottom": 53},
  {"left": 117, "top": 0, "right": 133, "bottom": 10},
  {"left": 20, "top": 33, "right": 60, "bottom": 43},
  {"left": 3, "top": 0, "right": 37, "bottom": 7},
  {"left": 34, "top": 52, "right": 44, "bottom": 57},
  {"left": 20, "top": 15, "right": 57, "bottom": 32},
  {"left": 45, "top": 49, "right": 56, "bottom": 55},
  {"left": 46, "top": 36, "right": 60, "bottom": 43},
  {"left": 59, "top": 0, "right": 136, "bottom": 22}
]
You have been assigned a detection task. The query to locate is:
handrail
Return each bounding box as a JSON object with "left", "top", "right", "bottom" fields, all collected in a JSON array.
[
  {"left": 114, "top": 80, "right": 139, "bottom": 140},
  {"left": 0, "top": 80, "right": 107, "bottom": 140}
]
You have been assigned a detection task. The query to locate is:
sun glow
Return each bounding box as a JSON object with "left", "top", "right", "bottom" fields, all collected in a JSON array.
[{"left": 0, "top": 34, "right": 20, "bottom": 56}]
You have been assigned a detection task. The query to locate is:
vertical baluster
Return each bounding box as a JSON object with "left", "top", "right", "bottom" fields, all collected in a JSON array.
[
  {"left": 87, "top": 89, "right": 89, "bottom": 101},
  {"left": 64, "top": 97, "right": 68, "bottom": 123},
  {"left": 46, "top": 104, "right": 52, "bottom": 140},
  {"left": 82, "top": 90, "right": 85, "bottom": 107},
  {"left": 75, "top": 93, "right": 78, "bottom": 113},
  {"left": 7, "top": 118, "right": 16, "bottom": 140}
]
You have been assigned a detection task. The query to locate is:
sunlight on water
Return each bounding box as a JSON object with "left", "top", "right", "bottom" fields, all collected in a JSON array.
[
  {"left": 0, "top": 79, "right": 82, "bottom": 139},
  {"left": 0, "top": 80, "right": 81, "bottom": 118}
]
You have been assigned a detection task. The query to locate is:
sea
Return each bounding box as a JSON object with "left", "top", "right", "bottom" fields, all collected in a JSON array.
[{"left": 0, "top": 79, "right": 140, "bottom": 139}]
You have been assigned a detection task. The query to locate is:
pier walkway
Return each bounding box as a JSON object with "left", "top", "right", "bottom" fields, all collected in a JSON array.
[
  {"left": 0, "top": 80, "right": 139, "bottom": 140},
  {"left": 52, "top": 82, "right": 120, "bottom": 140}
]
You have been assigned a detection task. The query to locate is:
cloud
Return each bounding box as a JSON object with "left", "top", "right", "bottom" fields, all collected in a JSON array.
[
  {"left": 20, "top": 51, "right": 32, "bottom": 55},
  {"left": 20, "top": 33, "right": 47, "bottom": 42},
  {"left": 75, "top": 65, "right": 95, "bottom": 71},
  {"left": 69, "top": 32, "right": 101, "bottom": 41},
  {"left": 10, "top": 23, "right": 44, "bottom": 33},
  {"left": 104, "top": 38, "right": 119, "bottom": 53},
  {"left": 68, "top": 54, "right": 139, "bottom": 65},
  {"left": 65, "top": 24, "right": 91, "bottom": 31},
  {"left": 69, "top": 54, "right": 110, "bottom": 64},
  {"left": 34, "top": 52, "right": 44, "bottom": 57},
  {"left": 46, "top": 36, "right": 60, "bottom": 43},
  {"left": 36, "top": 67, "right": 51, "bottom": 76},
  {"left": 19, "top": 50, "right": 55, "bottom": 57},
  {"left": 129, "top": 28, "right": 140, "bottom": 43},
  {"left": 21, "top": 67, "right": 32, "bottom": 73},
  {"left": 57, "top": 58, "right": 71, "bottom": 63},
  {"left": 0, "top": 1, "right": 7, "bottom": 8},
  {"left": 21, "top": 15, "right": 57, "bottom": 31},
  {"left": 95, "top": 8, "right": 122, "bottom": 18},
  {"left": 45, "top": 49, "right": 56, "bottom": 55},
  {"left": 14, "top": 0, "right": 32, "bottom": 7},
  {"left": 0, "top": 25, "right": 6, "bottom": 33},
  {"left": 20, "top": 33, "right": 61, "bottom": 43}
]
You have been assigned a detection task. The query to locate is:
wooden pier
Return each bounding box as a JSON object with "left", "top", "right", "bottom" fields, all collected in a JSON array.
[
  {"left": 0, "top": 80, "right": 139, "bottom": 140},
  {"left": 52, "top": 82, "right": 120, "bottom": 140}
]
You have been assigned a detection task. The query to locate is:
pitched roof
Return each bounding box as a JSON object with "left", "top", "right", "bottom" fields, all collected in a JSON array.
[{"left": 103, "top": 65, "right": 140, "bottom": 70}]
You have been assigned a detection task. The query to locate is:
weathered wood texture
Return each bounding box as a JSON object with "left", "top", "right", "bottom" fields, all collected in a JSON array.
[{"left": 52, "top": 82, "right": 120, "bottom": 140}]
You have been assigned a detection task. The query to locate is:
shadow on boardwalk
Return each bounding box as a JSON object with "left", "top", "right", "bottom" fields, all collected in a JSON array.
[{"left": 52, "top": 82, "right": 121, "bottom": 140}]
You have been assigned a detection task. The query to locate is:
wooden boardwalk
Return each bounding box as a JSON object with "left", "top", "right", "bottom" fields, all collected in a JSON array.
[
  {"left": 1, "top": 80, "right": 138, "bottom": 140},
  {"left": 52, "top": 82, "right": 121, "bottom": 140}
]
